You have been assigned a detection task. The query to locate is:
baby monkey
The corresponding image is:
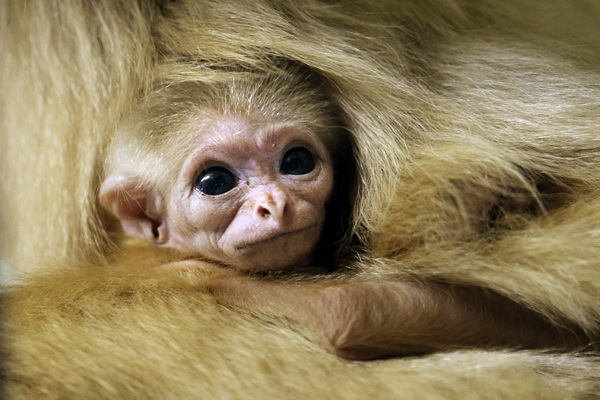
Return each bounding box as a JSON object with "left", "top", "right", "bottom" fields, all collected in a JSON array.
[
  {"left": 100, "top": 67, "right": 585, "bottom": 360},
  {"left": 100, "top": 68, "right": 343, "bottom": 271}
]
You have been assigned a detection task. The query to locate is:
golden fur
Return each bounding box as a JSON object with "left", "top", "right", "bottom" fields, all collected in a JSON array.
[
  {"left": 2, "top": 257, "right": 599, "bottom": 399},
  {"left": 1, "top": 0, "right": 599, "bottom": 398}
]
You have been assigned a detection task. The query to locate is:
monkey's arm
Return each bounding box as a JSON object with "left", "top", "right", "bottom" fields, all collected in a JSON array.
[{"left": 202, "top": 274, "right": 587, "bottom": 360}]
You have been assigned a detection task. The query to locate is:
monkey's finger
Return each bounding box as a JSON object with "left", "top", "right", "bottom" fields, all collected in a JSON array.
[
  {"left": 158, "top": 259, "right": 238, "bottom": 285},
  {"left": 159, "top": 259, "right": 223, "bottom": 272}
]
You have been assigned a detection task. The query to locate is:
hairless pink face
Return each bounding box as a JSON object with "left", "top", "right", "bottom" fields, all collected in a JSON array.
[{"left": 101, "top": 116, "right": 334, "bottom": 271}]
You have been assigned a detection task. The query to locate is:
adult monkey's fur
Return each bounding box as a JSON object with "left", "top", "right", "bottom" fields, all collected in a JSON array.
[{"left": 1, "top": 0, "right": 599, "bottom": 399}]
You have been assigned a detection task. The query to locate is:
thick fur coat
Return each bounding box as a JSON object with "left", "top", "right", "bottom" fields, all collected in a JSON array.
[{"left": 1, "top": 0, "right": 599, "bottom": 398}]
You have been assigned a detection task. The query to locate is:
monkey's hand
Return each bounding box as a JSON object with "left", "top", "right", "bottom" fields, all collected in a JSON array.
[
  {"left": 201, "top": 276, "right": 588, "bottom": 360},
  {"left": 202, "top": 276, "right": 470, "bottom": 359},
  {"left": 201, "top": 275, "right": 395, "bottom": 359}
]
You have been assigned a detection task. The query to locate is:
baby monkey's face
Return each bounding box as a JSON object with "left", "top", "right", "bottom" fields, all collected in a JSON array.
[{"left": 165, "top": 116, "right": 334, "bottom": 271}]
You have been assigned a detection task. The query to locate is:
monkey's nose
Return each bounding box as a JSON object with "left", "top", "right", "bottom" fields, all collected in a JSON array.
[{"left": 254, "top": 189, "right": 287, "bottom": 221}]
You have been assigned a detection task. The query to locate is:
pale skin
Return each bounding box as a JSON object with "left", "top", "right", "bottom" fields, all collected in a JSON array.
[{"left": 101, "top": 114, "right": 588, "bottom": 360}]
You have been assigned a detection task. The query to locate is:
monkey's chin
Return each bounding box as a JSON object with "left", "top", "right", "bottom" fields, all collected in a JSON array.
[{"left": 226, "top": 225, "right": 321, "bottom": 272}]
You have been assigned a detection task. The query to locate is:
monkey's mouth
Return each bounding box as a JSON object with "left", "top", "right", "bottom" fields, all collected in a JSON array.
[{"left": 234, "top": 224, "right": 319, "bottom": 251}]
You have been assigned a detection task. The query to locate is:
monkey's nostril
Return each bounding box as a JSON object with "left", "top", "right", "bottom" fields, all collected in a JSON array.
[{"left": 258, "top": 206, "right": 272, "bottom": 218}]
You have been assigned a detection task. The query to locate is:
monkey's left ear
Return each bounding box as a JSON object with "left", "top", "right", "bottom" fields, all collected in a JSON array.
[{"left": 99, "top": 175, "right": 170, "bottom": 245}]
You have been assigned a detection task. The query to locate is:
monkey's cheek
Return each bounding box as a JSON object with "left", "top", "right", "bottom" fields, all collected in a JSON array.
[{"left": 225, "top": 226, "right": 322, "bottom": 271}]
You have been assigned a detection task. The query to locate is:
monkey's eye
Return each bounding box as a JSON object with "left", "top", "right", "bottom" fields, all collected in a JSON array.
[
  {"left": 280, "top": 147, "right": 316, "bottom": 175},
  {"left": 195, "top": 166, "right": 237, "bottom": 196}
]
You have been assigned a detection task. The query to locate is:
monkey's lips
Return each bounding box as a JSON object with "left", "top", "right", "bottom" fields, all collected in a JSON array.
[{"left": 233, "top": 224, "right": 320, "bottom": 252}]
